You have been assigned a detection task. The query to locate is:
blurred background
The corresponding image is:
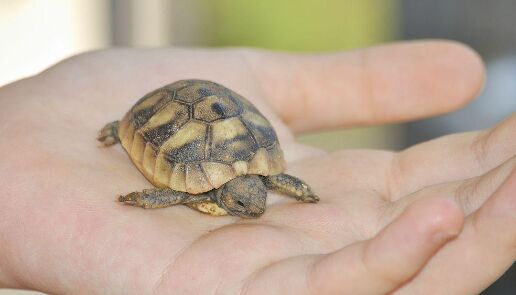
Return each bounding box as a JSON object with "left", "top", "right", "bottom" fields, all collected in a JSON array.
[{"left": 0, "top": 0, "right": 514, "bottom": 294}]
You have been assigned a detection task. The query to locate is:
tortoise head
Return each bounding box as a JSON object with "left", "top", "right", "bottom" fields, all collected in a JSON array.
[{"left": 215, "top": 175, "right": 266, "bottom": 218}]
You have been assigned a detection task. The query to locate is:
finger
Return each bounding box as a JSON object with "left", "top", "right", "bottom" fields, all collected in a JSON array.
[
  {"left": 244, "top": 198, "right": 463, "bottom": 294},
  {"left": 31, "top": 48, "right": 297, "bottom": 143},
  {"left": 395, "top": 166, "right": 516, "bottom": 294},
  {"left": 383, "top": 156, "right": 516, "bottom": 225},
  {"left": 246, "top": 40, "right": 484, "bottom": 132},
  {"left": 34, "top": 41, "right": 483, "bottom": 134},
  {"left": 388, "top": 114, "right": 516, "bottom": 200}
]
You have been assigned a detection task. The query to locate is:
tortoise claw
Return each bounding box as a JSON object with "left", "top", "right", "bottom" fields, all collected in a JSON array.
[
  {"left": 119, "top": 192, "right": 140, "bottom": 206},
  {"left": 301, "top": 193, "right": 319, "bottom": 203}
]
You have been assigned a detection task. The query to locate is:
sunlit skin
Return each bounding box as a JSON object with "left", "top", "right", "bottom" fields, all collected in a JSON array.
[{"left": 0, "top": 41, "right": 514, "bottom": 294}]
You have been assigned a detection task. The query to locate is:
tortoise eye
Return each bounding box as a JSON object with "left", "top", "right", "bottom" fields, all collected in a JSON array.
[{"left": 237, "top": 200, "right": 245, "bottom": 207}]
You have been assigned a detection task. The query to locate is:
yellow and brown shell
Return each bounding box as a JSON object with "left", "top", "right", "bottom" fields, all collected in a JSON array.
[{"left": 117, "top": 80, "right": 285, "bottom": 194}]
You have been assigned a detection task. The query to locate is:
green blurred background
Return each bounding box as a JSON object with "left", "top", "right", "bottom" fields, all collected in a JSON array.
[
  {"left": 208, "top": 0, "right": 396, "bottom": 51},
  {"left": 1, "top": 0, "right": 514, "bottom": 294}
]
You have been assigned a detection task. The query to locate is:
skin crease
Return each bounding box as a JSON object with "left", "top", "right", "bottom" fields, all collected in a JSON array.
[{"left": 0, "top": 40, "right": 514, "bottom": 294}]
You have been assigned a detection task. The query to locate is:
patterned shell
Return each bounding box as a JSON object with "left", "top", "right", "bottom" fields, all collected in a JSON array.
[{"left": 118, "top": 80, "right": 285, "bottom": 194}]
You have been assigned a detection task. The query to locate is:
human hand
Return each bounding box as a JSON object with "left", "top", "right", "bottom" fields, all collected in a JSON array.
[{"left": 0, "top": 41, "right": 514, "bottom": 294}]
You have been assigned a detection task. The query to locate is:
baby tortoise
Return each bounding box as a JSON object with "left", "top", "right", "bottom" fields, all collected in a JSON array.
[{"left": 98, "top": 79, "right": 318, "bottom": 218}]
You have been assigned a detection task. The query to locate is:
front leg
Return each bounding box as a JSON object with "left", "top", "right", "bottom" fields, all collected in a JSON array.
[
  {"left": 119, "top": 188, "right": 212, "bottom": 209},
  {"left": 263, "top": 174, "right": 319, "bottom": 203}
]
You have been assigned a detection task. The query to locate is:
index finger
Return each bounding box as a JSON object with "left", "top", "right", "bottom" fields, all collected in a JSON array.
[{"left": 245, "top": 40, "right": 485, "bottom": 133}]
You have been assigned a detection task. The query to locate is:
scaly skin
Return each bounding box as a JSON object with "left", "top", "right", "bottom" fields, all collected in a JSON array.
[{"left": 263, "top": 173, "right": 319, "bottom": 203}]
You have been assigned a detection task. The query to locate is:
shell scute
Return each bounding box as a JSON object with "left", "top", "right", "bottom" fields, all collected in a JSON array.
[
  {"left": 161, "top": 121, "right": 207, "bottom": 163},
  {"left": 186, "top": 163, "right": 213, "bottom": 194},
  {"left": 174, "top": 80, "right": 229, "bottom": 103},
  {"left": 140, "top": 101, "right": 190, "bottom": 148},
  {"left": 241, "top": 110, "right": 277, "bottom": 148},
  {"left": 118, "top": 80, "right": 285, "bottom": 193},
  {"left": 193, "top": 95, "right": 241, "bottom": 122},
  {"left": 210, "top": 117, "right": 258, "bottom": 163}
]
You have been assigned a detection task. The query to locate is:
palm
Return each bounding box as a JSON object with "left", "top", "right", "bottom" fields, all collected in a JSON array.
[{"left": 1, "top": 43, "right": 514, "bottom": 295}]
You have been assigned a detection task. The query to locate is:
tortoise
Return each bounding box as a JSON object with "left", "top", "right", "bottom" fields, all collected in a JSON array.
[{"left": 97, "top": 79, "right": 318, "bottom": 218}]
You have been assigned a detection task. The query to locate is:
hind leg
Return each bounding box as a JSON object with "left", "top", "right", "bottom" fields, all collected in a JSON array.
[{"left": 97, "top": 121, "right": 120, "bottom": 146}]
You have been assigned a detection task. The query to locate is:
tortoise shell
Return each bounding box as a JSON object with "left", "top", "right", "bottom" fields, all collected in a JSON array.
[{"left": 117, "top": 79, "right": 285, "bottom": 194}]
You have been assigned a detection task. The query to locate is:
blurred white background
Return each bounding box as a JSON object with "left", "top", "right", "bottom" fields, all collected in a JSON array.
[{"left": 0, "top": 0, "right": 109, "bottom": 86}]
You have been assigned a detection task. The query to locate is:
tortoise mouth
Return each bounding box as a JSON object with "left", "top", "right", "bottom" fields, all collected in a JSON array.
[
  {"left": 232, "top": 207, "right": 265, "bottom": 218},
  {"left": 241, "top": 205, "right": 265, "bottom": 218},
  {"left": 218, "top": 193, "right": 266, "bottom": 218}
]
